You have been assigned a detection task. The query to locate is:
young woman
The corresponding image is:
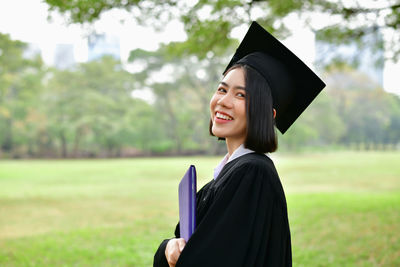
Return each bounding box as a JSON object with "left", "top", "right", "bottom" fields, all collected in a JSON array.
[{"left": 153, "top": 21, "right": 325, "bottom": 267}]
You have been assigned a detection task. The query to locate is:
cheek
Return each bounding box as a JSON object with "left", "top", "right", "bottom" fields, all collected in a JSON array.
[
  {"left": 210, "top": 94, "right": 217, "bottom": 113},
  {"left": 238, "top": 102, "right": 247, "bottom": 122}
]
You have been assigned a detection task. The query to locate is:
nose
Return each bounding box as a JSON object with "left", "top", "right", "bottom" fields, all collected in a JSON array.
[{"left": 217, "top": 93, "right": 233, "bottom": 108}]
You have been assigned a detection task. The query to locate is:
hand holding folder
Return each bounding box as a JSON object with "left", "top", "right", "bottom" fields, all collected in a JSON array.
[{"left": 178, "top": 165, "right": 197, "bottom": 242}]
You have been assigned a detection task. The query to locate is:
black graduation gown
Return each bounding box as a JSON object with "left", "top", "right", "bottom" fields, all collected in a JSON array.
[{"left": 153, "top": 153, "right": 292, "bottom": 267}]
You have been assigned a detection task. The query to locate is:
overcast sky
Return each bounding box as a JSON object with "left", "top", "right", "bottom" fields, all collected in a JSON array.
[
  {"left": 0, "top": 0, "right": 187, "bottom": 64},
  {"left": 0, "top": 0, "right": 398, "bottom": 95}
]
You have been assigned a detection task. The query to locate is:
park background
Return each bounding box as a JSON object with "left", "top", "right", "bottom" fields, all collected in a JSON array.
[{"left": 1, "top": 0, "right": 399, "bottom": 266}]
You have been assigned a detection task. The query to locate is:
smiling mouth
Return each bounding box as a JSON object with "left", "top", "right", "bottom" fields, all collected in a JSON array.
[{"left": 215, "top": 112, "right": 233, "bottom": 121}]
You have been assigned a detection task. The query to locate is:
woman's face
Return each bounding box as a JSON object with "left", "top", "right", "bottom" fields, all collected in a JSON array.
[{"left": 210, "top": 67, "right": 247, "bottom": 143}]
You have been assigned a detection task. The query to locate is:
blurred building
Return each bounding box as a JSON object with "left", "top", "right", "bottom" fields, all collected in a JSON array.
[
  {"left": 87, "top": 33, "right": 120, "bottom": 61},
  {"left": 54, "top": 43, "right": 75, "bottom": 69}
]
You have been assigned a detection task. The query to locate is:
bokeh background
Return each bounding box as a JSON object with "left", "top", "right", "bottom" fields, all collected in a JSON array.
[{"left": 0, "top": 0, "right": 399, "bottom": 266}]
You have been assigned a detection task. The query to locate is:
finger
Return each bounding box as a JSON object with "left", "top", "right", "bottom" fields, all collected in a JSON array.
[
  {"left": 168, "top": 259, "right": 176, "bottom": 267},
  {"left": 166, "top": 240, "right": 177, "bottom": 264},
  {"left": 177, "top": 238, "right": 186, "bottom": 252},
  {"left": 168, "top": 240, "right": 182, "bottom": 263},
  {"left": 169, "top": 250, "right": 181, "bottom": 267}
]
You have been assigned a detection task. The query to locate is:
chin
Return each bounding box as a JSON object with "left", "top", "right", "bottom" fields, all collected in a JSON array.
[
  {"left": 211, "top": 129, "right": 226, "bottom": 139},
  {"left": 212, "top": 132, "right": 225, "bottom": 139}
]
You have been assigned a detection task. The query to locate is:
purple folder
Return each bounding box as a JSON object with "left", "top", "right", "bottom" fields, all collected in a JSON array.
[{"left": 178, "top": 165, "right": 197, "bottom": 242}]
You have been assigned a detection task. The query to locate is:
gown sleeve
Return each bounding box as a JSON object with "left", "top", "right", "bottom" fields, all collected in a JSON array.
[
  {"left": 153, "top": 183, "right": 211, "bottom": 267},
  {"left": 153, "top": 239, "right": 170, "bottom": 267},
  {"left": 175, "top": 161, "right": 291, "bottom": 267}
]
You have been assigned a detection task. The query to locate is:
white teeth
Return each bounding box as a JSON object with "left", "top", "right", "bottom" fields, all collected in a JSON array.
[{"left": 216, "top": 112, "right": 233, "bottom": 120}]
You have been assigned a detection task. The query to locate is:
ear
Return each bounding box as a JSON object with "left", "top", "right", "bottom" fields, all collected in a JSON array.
[{"left": 273, "top": 108, "right": 276, "bottom": 119}]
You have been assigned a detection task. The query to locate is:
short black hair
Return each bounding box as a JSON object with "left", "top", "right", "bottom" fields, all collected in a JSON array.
[{"left": 209, "top": 64, "right": 278, "bottom": 153}]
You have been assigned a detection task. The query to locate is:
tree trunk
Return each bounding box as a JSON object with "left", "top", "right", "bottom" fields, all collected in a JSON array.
[
  {"left": 73, "top": 127, "right": 82, "bottom": 157},
  {"left": 60, "top": 131, "right": 68, "bottom": 158},
  {"left": 164, "top": 95, "right": 182, "bottom": 153},
  {"left": 1, "top": 118, "right": 13, "bottom": 153}
]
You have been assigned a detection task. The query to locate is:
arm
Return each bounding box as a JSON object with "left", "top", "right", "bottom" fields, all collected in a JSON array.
[
  {"left": 154, "top": 183, "right": 210, "bottom": 267},
  {"left": 153, "top": 239, "right": 170, "bottom": 267}
]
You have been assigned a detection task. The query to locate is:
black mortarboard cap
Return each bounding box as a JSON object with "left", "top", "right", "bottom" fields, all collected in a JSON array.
[{"left": 224, "top": 21, "right": 326, "bottom": 134}]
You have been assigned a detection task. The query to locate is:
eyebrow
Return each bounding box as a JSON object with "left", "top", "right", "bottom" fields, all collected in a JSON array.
[{"left": 219, "top": 81, "right": 245, "bottom": 90}]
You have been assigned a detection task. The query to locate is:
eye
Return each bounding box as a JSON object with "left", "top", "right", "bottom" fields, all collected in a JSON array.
[
  {"left": 217, "top": 87, "right": 227, "bottom": 93},
  {"left": 237, "top": 92, "right": 246, "bottom": 98}
]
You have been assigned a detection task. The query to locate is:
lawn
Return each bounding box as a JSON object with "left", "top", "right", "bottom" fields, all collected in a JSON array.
[{"left": 0, "top": 151, "right": 399, "bottom": 266}]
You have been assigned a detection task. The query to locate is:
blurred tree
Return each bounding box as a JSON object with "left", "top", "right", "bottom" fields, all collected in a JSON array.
[
  {"left": 43, "top": 0, "right": 400, "bottom": 154},
  {"left": 44, "top": 56, "right": 150, "bottom": 157},
  {"left": 280, "top": 122, "right": 319, "bottom": 150},
  {"left": 0, "top": 33, "right": 44, "bottom": 157},
  {"left": 386, "top": 104, "right": 400, "bottom": 145},
  {"left": 341, "top": 89, "right": 392, "bottom": 148},
  {"left": 280, "top": 65, "right": 400, "bottom": 150},
  {"left": 45, "top": 0, "right": 400, "bottom": 61},
  {"left": 128, "top": 47, "right": 226, "bottom": 154},
  {"left": 44, "top": 68, "right": 85, "bottom": 157},
  {"left": 280, "top": 91, "right": 345, "bottom": 149},
  {"left": 322, "top": 66, "right": 400, "bottom": 148}
]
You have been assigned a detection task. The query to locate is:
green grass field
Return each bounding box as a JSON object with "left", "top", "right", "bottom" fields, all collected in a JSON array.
[{"left": 0, "top": 151, "right": 399, "bottom": 266}]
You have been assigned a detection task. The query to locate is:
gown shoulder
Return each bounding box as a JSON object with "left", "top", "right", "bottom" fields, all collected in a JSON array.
[
  {"left": 154, "top": 152, "right": 291, "bottom": 267},
  {"left": 175, "top": 153, "right": 291, "bottom": 267}
]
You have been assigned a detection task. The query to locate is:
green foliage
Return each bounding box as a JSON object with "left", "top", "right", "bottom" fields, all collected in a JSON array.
[
  {"left": 0, "top": 152, "right": 399, "bottom": 266},
  {"left": 26, "top": 0, "right": 400, "bottom": 155},
  {"left": 42, "top": 56, "right": 158, "bottom": 157},
  {"left": 0, "top": 33, "right": 44, "bottom": 156},
  {"left": 281, "top": 91, "right": 345, "bottom": 149},
  {"left": 167, "top": 19, "right": 238, "bottom": 59},
  {"left": 1, "top": 33, "right": 400, "bottom": 157},
  {"left": 128, "top": 47, "right": 227, "bottom": 154},
  {"left": 279, "top": 66, "right": 400, "bottom": 150},
  {"left": 44, "top": 0, "right": 400, "bottom": 62}
]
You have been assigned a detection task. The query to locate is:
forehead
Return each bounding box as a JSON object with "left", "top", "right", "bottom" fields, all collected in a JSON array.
[{"left": 221, "top": 67, "right": 245, "bottom": 86}]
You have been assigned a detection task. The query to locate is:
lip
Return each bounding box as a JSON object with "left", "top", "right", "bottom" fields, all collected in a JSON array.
[
  {"left": 215, "top": 110, "right": 234, "bottom": 119},
  {"left": 214, "top": 110, "right": 234, "bottom": 124}
]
